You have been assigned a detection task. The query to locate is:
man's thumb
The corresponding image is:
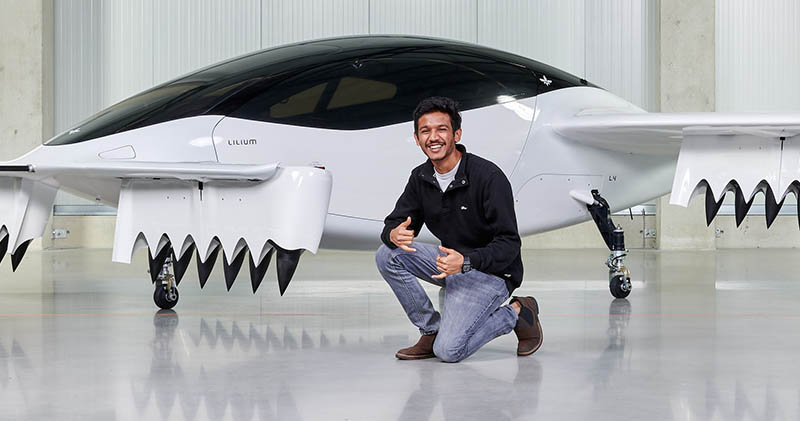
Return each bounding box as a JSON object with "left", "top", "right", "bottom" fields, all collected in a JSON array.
[{"left": 401, "top": 216, "right": 412, "bottom": 227}]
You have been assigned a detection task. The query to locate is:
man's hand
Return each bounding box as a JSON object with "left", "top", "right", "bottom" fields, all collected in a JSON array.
[
  {"left": 390, "top": 217, "right": 417, "bottom": 252},
  {"left": 432, "top": 246, "right": 464, "bottom": 279}
]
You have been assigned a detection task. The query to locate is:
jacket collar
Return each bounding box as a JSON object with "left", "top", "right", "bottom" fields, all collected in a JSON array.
[{"left": 419, "top": 144, "right": 470, "bottom": 191}]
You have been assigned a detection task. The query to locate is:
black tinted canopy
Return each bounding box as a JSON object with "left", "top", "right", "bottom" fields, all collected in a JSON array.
[{"left": 48, "top": 36, "right": 590, "bottom": 144}]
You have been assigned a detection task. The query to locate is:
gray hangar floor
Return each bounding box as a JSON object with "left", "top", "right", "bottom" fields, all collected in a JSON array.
[{"left": 0, "top": 247, "right": 798, "bottom": 420}]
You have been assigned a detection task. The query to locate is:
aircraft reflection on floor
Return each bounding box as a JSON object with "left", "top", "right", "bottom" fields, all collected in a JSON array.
[
  {"left": 119, "top": 303, "right": 789, "bottom": 421},
  {"left": 129, "top": 310, "right": 546, "bottom": 421},
  {"left": 8, "top": 248, "right": 800, "bottom": 419},
  {"left": 0, "top": 340, "right": 32, "bottom": 387},
  {"left": 0, "top": 301, "right": 798, "bottom": 419},
  {"left": 589, "top": 298, "right": 631, "bottom": 398},
  {"left": 131, "top": 310, "right": 312, "bottom": 420},
  {"left": 0, "top": 338, "right": 34, "bottom": 412},
  {"left": 186, "top": 317, "right": 344, "bottom": 352}
]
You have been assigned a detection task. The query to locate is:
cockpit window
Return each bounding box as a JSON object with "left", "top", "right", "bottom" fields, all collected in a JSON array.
[
  {"left": 328, "top": 77, "right": 397, "bottom": 109},
  {"left": 47, "top": 42, "right": 338, "bottom": 145},
  {"left": 47, "top": 82, "right": 206, "bottom": 145},
  {"left": 228, "top": 52, "right": 540, "bottom": 130},
  {"left": 270, "top": 83, "right": 328, "bottom": 118},
  {"left": 47, "top": 36, "right": 589, "bottom": 144}
]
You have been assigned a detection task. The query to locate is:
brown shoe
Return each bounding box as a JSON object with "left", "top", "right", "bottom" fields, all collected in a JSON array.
[
  {"left": 510, "top": 296, "right": 542, "bottom": 356},
  {"left": 395, "top": 333, "right": 437, "bottom": 360}
]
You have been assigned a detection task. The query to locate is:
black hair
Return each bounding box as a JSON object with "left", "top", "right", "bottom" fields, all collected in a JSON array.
[{"left": 413, "top": 96, "right": 462, "bottom": 133}]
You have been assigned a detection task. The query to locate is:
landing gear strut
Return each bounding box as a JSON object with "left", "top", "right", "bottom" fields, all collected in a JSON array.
[
  {"left": 587, "top": 190, "right": 632, "bottom": 298},
  {"left": 153, "top": 255, "right": 179, "bottom": 309}
]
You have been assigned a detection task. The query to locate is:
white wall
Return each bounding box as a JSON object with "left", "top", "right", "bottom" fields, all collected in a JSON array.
[
  {"left": 712, "top": 0, "right": 800, "bottom": 247},
  {"left": 478, "top": 1, "right": 585, "bottom": 76},
  {"left": 585, "top": 0, "right": 660, "bottom": 111},
  {"left": 716, "top": 0, "right": 800, "bottom": 112},
  {"left": 263, "top": 0, "right": 369, "bottom": 47}
]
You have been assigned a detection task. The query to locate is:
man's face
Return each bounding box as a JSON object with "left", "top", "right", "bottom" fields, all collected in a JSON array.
[{"left": 414, "top": 111, "right": 462, "bottom": 163}]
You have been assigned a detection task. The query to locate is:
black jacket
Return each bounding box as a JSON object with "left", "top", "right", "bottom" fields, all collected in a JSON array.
[{"left": 381, "top": 144, "right": 523, "bottom": 293}]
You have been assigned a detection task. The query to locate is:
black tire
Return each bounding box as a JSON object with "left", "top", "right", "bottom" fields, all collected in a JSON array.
[
  {"left": 609, "top": 274, "right": 631, "bottom": 299},
  {"left": 154, "top": 285, "right": 179, "bottom": 309}
]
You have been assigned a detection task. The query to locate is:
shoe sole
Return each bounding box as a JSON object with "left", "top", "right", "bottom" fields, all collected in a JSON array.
[
  {"left": 517, "top": 296, "right": 542, "bottom": 357},
  {"left": 395, "top": 352, "right": 436, "bottom": 360}
]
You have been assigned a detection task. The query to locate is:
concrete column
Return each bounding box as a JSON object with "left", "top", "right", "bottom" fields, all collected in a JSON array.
[
  {"left": 0, "top": 0, "right": 54, "bottom": 255},
  {"left": 657, "top": 0, "right": 716, "bottom": 250},
  {"left": 0, "top": 0, "right": 54, "bottom": 159}
]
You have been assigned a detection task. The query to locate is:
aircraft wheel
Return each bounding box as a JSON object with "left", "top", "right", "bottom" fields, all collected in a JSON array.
[
  {"left": 154, "top": 284, "right": 179, "bottom": 309},
  {"left": 609, "top": 274, "right": 631, "bottom": 299}
]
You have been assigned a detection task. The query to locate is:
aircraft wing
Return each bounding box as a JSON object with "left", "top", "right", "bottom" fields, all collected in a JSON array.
[
  {"left": 553, "top": 112, "right": 800, "bottom": 155},
  {"left": 554, "top": 112, "right": 800, "bottom": 226},
  {"left": 0, "top": 160, "right": 332, "bottom": 295},
  {"left": 1, "top": 161, "right": 279, "bottom": 181}
]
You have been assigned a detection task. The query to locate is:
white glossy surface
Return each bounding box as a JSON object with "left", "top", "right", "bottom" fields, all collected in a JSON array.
[
  {"left": 2, "top": 247, "right": 800, "bottom": 419},
  {"left": 6, "top": 83, "right": 800, "bottom": 254},
  {"left": 554, "top": 107, "right": 800, "bottom": 155},
  {"left": 43, "top": 116, "right": 223, "bottom": 165},
  {"left": 670, "top": 134, "right": 800, "bottom": 207},
  {"left": 0, "top": 178, "right": 57, "bottom": 252},
  {"left": 212, "top": 98, "right": 535, "bottom": 221},
  {"left": 113, "top": 166, "right": 332, "bottom": 264},
  {"left": 512, "top": 88, "right": 677, "bottom": 234},
  {"left": 34, "top": 161, "right": 279, "bottom": 182},
  {"left": 13, "top": 85, "right": 800, "bottom": 254}
]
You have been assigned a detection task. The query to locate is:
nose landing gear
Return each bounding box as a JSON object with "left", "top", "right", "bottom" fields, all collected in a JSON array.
[
  {"left": 587, "top": 190, "right": 632, "bottom": 298},
  {"left": 607, "top": 253, "right": 631, "bottom": 299},
  {"left": 153, "top": 254, "right": 179, "bottom": 309}
]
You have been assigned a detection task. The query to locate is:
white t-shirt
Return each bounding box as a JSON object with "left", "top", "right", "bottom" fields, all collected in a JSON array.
[{"left": 434, "top": 158, "right": 461, "bottom": 192}]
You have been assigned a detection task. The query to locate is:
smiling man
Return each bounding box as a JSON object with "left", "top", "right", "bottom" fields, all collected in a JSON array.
[{"left": 375, "top": 96, "right": 543, "bottom": 362}]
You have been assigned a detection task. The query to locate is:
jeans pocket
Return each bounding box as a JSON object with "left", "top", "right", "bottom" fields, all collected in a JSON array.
[{"left": 485, "top": 273, "right": 510, "bottom": 299}]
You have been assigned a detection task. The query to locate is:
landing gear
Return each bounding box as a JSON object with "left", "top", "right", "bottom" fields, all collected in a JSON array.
[
  {"left": 153, "top": 255, "right": 179, "bottom": 309},
  {"left": 609, "top": 272, "right": 631, "bottom": 299},
  {"left": 587, "top": 190, "right": 632, "bottom": 298}
]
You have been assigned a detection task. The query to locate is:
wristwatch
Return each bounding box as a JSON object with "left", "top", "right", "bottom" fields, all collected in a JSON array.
[{"left": 461, "top": 256, "right": 472, "bottom": 273}]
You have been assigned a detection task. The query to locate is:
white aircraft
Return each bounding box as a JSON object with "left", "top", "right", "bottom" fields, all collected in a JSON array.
[{"left": 1, "top": 35, "right": 797, "bottom": 308}]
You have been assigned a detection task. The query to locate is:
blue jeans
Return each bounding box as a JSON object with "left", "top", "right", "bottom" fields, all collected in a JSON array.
[{"left": 376, "top": 242, "right": 518, "bottom": 362}]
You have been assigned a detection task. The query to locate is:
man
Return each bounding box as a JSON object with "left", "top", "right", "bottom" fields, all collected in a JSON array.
[{"left": 375, "top": 96, "right": 543, "bottom": 362}]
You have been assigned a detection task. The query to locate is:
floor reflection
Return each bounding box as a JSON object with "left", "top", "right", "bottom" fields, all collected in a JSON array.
[
  {"left": 131, "top": 309, "right": 543, "bottom": 421},
  {"left": 5, "top": 248, "right": 800, "bottom": 419},
  {"left": 131, "top": 310, "right": 359, "bottom": 420},
  {"left": 398, "top": 358, "right": 543, "bottom": 420},
  {"left": 0, "top": 339, "right": 33, "bottom": 389},
  {"left": 596, "top": 300, "right": 630, "bottom": 380}
]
